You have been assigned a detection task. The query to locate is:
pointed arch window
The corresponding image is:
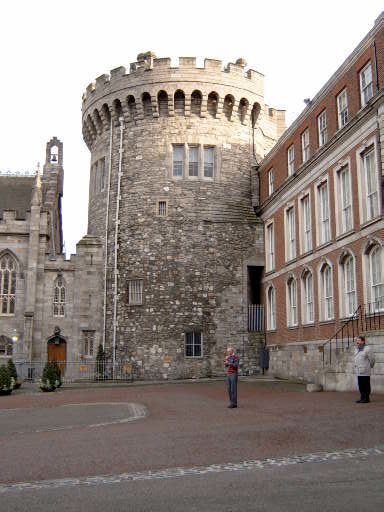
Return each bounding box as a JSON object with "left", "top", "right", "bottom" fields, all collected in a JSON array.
[
  {"left": 320, "top": 263, "right": 334, "bottom": 321},
  {"left": 302, "top": 270, "right": 314, "bottom": 324},
  {"left": 0, "top": 254, "right": 17, "bottom": 315},
  {"left": 366, "top": 244, "right": 384, "bottom": 311},
  {"left": 53, "top": 274, "right": 66, "bottom": 317},
  {"left": 340, "top": 253, "right": 356, "bottom": 317}
]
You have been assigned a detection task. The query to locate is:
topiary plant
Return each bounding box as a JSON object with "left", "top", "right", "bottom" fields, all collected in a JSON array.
[
  {"left": 0, "top": 365, "right": 13, "bottom": 395},
  {"left": 95, "top": 344, "right": 106, "bottom": 380},
  {"left": 51, "top": 361, "right": 62, "bottom": 387},
  {"left": 39, "top": 362, "right": 59, "bottom": 392},
  {"left": 7, "top": 358, "right": 21, "bottom": 389}
]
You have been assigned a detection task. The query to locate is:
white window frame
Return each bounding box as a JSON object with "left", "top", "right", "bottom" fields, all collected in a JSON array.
[
  {"left": 316, "top": 178, "right": 331, "bottom": 246},
  {"left": 286, "top": 278, "right": 298, "bottom": 327},
  {"left": 301, "top": 129, "right": 310, "bottom": 163},
  {"left": 334, "top": 162, "right": 353, "bottom": 236},
  {"left": 265, "top": 221, "right": 275, "bottom": 272},
  {"left": 268, "top": 168, "right": 274, "bottom": 195},
  {"left": 339, "top": 254, "right": 356, "bottom": 318},
  {"left": 356, "top": 140, "right": 380, "bottom": 225},
  {"left": 366, "top": 244, "right": 384, "bottom": 312},
  {"left": 188, "top": 145, "right": 199, "bottom": 178},
  {"left": 287, "top": 145, "right": 295, "bottom": 176},
  {"left": 317, "top": 110, "right": 327, "bottom": 147},
  {"left": 319, "top": 263, "right": 334, "bottom": 321},
  {"left": 83, "top": 330, "right": 95, "bottom": 358},
  {"left": 359, "top": 62, "right": 373, "bottom": 108},
  {"left": 203, "top": 146, "right": 215, "bottom": 179},
  {"left": 267, "top": 285, "right": 276, "bottom": 330},
  {"left": 284, "top": 205, "right": 296, "bottom": 262},
  {"left": 172, "top": 144, "right": 184, "bottom": 178},
  {"left": 185, "top": 331, "right": 203, "bottom": 358},
  {"left": 127, "top": 279, "right": 143, "bottom": 305},
  {"left": 302, "top": 270, "right": 314, "bottom": 325},
  {"left": 337, "top": 89, "right": 348, "bottom": 129},
  {"left": 299, "top": 192, "right": 312, "bottom": 254}
]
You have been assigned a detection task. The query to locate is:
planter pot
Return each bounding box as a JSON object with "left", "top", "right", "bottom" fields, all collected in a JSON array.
[
  {"left": 40, "top": 387, "right": 56, "bottom": 392},
  {"left": 0, "top": 389, "right": 12, "bottom": 396},
  {"left": 13, "top": 382, "right": 22, "bottom": 390}
]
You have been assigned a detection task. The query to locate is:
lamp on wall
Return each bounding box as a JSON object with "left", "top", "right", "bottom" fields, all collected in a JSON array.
[{"left": 11, "top": 330, "right": 19, "bottom": 343}]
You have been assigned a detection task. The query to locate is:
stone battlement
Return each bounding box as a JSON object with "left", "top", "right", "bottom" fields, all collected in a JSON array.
[{"left": 83, "top": 53, "right": 264, "bottom": 104}]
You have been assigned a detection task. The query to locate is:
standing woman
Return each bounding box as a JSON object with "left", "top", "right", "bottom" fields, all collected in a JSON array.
[{"left": 354, "top": 335, "right": 375, "bottom": 403}]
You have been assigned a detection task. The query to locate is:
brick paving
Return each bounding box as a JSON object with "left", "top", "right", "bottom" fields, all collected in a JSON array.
[{"left": 0, "top": 379, "right": 383, "bottom": 485}]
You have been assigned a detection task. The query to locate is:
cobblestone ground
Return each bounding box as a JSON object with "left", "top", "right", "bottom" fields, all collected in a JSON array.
[{"left": 1, "top": 379, "right": 383, "bottom": 488}]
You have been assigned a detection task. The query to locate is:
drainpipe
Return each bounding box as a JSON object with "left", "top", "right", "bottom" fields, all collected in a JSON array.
[
  {"left": 112, "top": 117, "right": 124, "bottom": 372},
  {"left": 103, "top": 116, "right": 113, "bottom": 349}
]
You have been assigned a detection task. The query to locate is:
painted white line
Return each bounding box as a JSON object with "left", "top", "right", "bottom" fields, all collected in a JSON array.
[
  {"left": 2, "top": 403, "right": 148, "bottom": 435},
  {"left": 1, "top": 446, "right": 383, "bottom": 494}
]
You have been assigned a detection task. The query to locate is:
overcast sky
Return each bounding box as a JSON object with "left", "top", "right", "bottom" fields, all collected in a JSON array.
[{"left": 0, "top": 0, "right": 383, "bottom": 254}]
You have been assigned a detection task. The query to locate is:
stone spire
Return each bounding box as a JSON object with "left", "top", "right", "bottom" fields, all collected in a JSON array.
[{"left": 31, "top": 163, "right": 42, "bottom": 207}]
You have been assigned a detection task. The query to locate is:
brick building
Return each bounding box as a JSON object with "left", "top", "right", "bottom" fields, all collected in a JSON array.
[{"left": 258, "top": 12, "right": 384, "bottom": 390}]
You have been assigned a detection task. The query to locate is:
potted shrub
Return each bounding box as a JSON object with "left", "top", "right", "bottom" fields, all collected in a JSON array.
[
  {"left": 0, "top": 365, "right": 13, "bottom": 396},
  {"left": 39, "top": 362, "right": 59, "bottom": 392},
  {"left": 7, "top": 358, "right": 22, "bottom": 389}
]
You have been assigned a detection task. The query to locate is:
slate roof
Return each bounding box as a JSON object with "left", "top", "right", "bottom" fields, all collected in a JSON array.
[{"left": 0, "top": 175, "right": 35, "bottom": 219}]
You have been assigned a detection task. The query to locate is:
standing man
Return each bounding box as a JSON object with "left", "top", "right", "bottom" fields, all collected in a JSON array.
[
  {"left": 354, "top": 335, "right": 375, "bottom": 403},
  {"left": 225, "top": 347, "right": 239, "bottom": 408}
]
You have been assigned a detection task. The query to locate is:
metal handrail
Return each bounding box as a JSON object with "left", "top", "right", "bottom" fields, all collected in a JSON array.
[{"left": 322, "top": 297, "right": 384, "bottom": 367}]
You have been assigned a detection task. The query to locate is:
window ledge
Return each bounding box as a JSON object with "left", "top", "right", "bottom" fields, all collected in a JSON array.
[
  {"left": 319, "top": 319, "right": 336, "bottom": 325},
  {"left": 302, "top": 323, "right": 315, "bottom": 328},
  {"left": 360, "top": 216, "right": 382, "bottom": 230},
  {"left": 265, "top": 269, "right": 276, "bottom": 276},
  {"left": 266, "top": 329, "right": 277, "bottom": 333},
  {"left": 300, "top": 249, "right": 313, "bottom": 258},
  {"left": 336, "top": 230, "right": 355, "bottom": 242},
  {"left": 285, "top": 257, "right": 297, "bottom": 265},
  {"left": 316, "top": 240, "right": 333, "bottom": 251},
  {"left": 287, "top": 325, "right": 299, "bottom": 330}
]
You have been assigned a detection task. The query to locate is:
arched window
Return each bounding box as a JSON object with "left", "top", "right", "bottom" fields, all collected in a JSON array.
[
  {"left": 191, "top": 90, "right": 202, "bottom": 116},
  {"left": 157, "top": 91, "right": 168, "bottom": 117},
  {"left": 102, "top": 103, "right": 112, "bottom": 127},
  {"left": 319, "top": 263, "right": 334, "bottom": 321},
  {"left": 238, "top": 98, "right": 249, "bottom": 123},
  {"left": 0, "top": 254, "right": 17, "bottom": 315},
  {"left": 93, "top": 109, "right": 103, "bottom": 134},
  {"left": 251, "top": 103, "right": 261, "bottom": 128},
  {"left": 223, "top": 95, "right": 234, "bottom": 121},
  {"left": 286, "top": 277, "right": 298, "bottom": 327},
  {"left": 340, "top": 253, "right": 356, "bottom": 317},
  {"left": 366, "top": 244, "right": 384, "bottom": 311},
  {"left": 142, "top": 92, "right": 153, "bottom": 118},
  {"left": 207, "top": 92, "right": 218, "bottom": 118},
  {"left": 267, "top": 286, "right": 276, "bottom": 330},
  {"left": 53, "top": 275, "right": 66, "bottom": 317},
  {"left": 113, "top": 99, "right": 123, "bottom": 122},
  {"left": 302, "top": 270, "right": 314, "bottom": 324},
  {"left": 174, "top": 90, "right": 185, "bottom": 116},
  {"left": 127, "top": 96, "right": 137, "bottom": 121}
]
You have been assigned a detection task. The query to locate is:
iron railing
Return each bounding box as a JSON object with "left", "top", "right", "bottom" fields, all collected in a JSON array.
[
  {"left": 15, "top": 360, "right": 137, "bottom": 383},
  {"left": 248, "top": 304, "right": 264, "bottom": 332},
  {"left": 322, "top": 297, "right": 384, "bottom": 367}
]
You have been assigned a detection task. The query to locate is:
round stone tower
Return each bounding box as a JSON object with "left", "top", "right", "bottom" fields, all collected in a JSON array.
[{"left": 82, "top": 52, "right": 285, "bottom": 379}]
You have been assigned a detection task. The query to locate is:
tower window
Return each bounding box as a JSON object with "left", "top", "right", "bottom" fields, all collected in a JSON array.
[
  {"left": 189, "top": 146, "right": 199, "bottom": 177},
  {"left": 158, "top": 200, "right": 167, "bottom": 217},
  {"left": 204, "top": 147, "right": 214, "bottom": 178},
  {"left": 127, "top": 279, "right": 143, "bottom": 305},
  {"left": 185, "top": 331, "right": 202, "bottom": 357},
  {"left": 53, "top": 275, "right": 66, "bottom": 317}
]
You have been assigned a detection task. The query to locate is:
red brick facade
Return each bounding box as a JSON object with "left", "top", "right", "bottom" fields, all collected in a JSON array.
[{"left": 258, "top": 14, "right": 384, "bottom": 347}]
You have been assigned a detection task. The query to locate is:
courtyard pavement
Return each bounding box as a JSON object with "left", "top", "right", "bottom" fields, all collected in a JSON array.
[{"left": 1, "top": 378, "right": 383, "bottom": 511}]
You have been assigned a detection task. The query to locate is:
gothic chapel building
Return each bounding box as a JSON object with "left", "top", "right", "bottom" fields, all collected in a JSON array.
[{"left": 1, "top": 13, "right": 383, "bottom": 388}]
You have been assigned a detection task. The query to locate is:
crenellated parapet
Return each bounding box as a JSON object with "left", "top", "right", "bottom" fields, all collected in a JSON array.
[{"left": 81, "top": 52, "right": 282, "bottom": 149}]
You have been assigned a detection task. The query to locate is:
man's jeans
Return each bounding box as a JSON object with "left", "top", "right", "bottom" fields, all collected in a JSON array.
[{"left": 227, "top": 373, "right": 238, "bottom": 406}]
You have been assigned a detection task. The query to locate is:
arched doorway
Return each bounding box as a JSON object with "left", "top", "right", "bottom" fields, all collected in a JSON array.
[{"left": 47, "top": 326, "right": 67, "bottom": 374}]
